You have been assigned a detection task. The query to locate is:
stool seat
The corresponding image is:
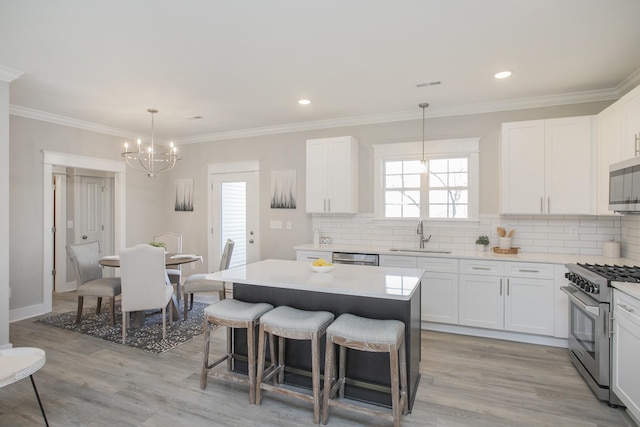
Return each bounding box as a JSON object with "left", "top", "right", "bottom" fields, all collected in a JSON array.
[
  {"left": 326, "top": 313, "right": 404, "bottom": 346},
  {"left": 323, "top": 313, "right": 408, "bottom": 427},
  {"left": 205, "top": 299, "right": 273, "bottom": 323},
  {"left": 201, "top": 299, "right": 273, "bottom": 404},
  {"left": 260, "top": 306, "right": 334, "bottom": 333},
  {"left": 257, "top": 306, "right": 335, "bottom": 424}
]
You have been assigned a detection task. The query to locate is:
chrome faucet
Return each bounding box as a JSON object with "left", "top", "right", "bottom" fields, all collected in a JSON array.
[{"left": 417, "top": 219, "right": 432, "bottom": 248}]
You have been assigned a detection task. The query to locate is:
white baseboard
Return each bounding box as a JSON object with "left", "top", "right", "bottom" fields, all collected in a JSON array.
[
  {"left": 10, "top": 303, "right": 49, "bottom": 322},
  {"left": 55, "top": 280, "right": 76, "bottom": 293},
  {"left": 422, "top": 321, "right": 569, "bottom": 348}
]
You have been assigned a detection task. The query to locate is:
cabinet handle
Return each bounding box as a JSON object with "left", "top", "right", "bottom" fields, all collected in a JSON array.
[
  {"left": 518, "top": 269, "right": 539, "bottom": 273},
  {"left": 547, "top": 197, "right": 550, "bottom": 213},
  {"left": 323, "top": 199, "right": 327, "bottom": 212},
  {"left": 507, "top": 278, "right": 510, "bottom": 296},
  {"left": 328, "top": 199, "right": 331, "bottom": 212},
  {"left": 540, "top": 197, "right": 543, "bottom": 213},
  {"left": 500, "top": 278, "right": 503, "bottom": 296},
  {"left": 618, "top": 304, "right": 635, "bottom": 313},
  {"left": 635, "top": 133, "right": 640, "bottom": 156},
  {"left": 472, "top": 266, "right": 491, "bottom": 271}
]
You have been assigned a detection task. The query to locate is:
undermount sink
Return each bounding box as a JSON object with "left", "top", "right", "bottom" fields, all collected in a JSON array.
[{"left": 389, "top": 248, "right": 452, "bottom": 254}]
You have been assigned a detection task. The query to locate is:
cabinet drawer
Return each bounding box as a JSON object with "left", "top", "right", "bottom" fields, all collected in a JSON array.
[
  {"left": 417, "top": 257, "right": 458, "bottom": 273},
  {"left": 460, "top": 259, "right": 504, "bottom": 276},
  {"left": 615, "top": 290, "right": 640, "bottom": 327},
  {"left": 296, "top": 250, "right": 332, "bottom": 262},
  {"left": 379, "top": 255, "right": 417, "bottom": 268},
  {"left": 504, "top": 262, "right": 554, "bottom": 279}
]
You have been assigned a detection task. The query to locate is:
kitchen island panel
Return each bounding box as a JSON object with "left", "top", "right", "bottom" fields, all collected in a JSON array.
[{"left": 232, "top": 281, "right": 421, "bottom": 410}]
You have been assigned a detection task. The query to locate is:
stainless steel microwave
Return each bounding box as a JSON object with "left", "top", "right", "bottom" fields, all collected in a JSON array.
[{"left": 609, "top": 156, "right": 640, "bottom": 213}]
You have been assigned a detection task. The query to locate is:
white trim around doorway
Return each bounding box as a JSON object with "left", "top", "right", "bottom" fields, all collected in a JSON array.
[{"left": 15, "top": 151, "right": 127, "bottom": 321}]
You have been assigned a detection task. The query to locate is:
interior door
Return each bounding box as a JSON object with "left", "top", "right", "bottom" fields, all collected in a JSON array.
[
  {"left": 210, "top": 170, "right": 259, "bottom": 269},
  {"left": 79, "top": 176, "right": 103, "bottom": 246}
]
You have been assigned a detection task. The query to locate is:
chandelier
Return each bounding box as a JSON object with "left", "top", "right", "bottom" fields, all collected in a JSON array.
[{"left": 121, "top": 108, "right": 181, "bottom": 177}]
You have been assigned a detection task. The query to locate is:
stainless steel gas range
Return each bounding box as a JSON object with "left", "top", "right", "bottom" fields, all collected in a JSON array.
[{"left": 561, "top": 263, "right": 639, "bottom": 407}]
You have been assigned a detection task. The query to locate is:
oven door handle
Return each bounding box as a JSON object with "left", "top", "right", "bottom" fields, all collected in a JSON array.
[{"left": 561, "top": 286, "right": 600, "bottom": 316}]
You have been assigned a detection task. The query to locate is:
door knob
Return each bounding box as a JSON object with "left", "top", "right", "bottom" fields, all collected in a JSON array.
[
  {"left": 249, "top": 239, "right": 254, "bottom": 244},
  {"left": 82, "top": 235, "right": 88, "bottom": 240}
]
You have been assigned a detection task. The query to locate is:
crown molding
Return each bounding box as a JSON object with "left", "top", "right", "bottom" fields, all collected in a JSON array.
[
  {"left": 174, "top": 88, "right": 620, "bottom": 144},
  {"left": 0, "top": 66, "right": 24, "bottom": 83},
  {"left": 617, "top": 68, "right": 640, "bottom": 96},
  {"left": 8, "top": 86, "right": 623, "bottom": 145},
  {"left": 10, "top": 105, "right": 142, "bottom": 140}
]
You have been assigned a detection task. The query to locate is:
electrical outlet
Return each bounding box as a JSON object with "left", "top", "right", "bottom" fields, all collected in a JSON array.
[{"left": 286, "top": 221, "right": 292, "bottom": 230}]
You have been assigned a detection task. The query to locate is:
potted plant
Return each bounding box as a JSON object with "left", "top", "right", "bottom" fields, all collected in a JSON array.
[{"left": 475, "top": 235, "right": 490, "bottom": 251}]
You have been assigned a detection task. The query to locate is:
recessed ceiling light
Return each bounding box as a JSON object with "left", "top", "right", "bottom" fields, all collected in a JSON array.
[
  {"left": 298, "top": 99, "right": 311, "bottom": 105},
  {"left": 494, "top": 71, "right": 512, "bottom": 79}
]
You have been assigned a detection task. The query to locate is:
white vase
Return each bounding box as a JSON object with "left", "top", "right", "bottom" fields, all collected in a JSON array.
[
  {"left": 498, "top": 237, "right": 512, "bottom": 249},
  {"left": 475, "top": 244, "right": 486, "bottom": 252}
]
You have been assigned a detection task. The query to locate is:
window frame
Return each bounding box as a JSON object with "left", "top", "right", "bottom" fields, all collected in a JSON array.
[{"left": 373, "top": 138, "right": 480, "bottom": 222}]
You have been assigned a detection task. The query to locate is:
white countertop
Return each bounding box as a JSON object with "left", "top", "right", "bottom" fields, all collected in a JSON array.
[
  {"left": 206, "top": 259, "right": 423, "bottom": 301},
  {"left": 612, "top": 282, "right": 640, "bottom": 300},
  {"left": 294, "top": 243, "right": 637, "bottom": 266}
]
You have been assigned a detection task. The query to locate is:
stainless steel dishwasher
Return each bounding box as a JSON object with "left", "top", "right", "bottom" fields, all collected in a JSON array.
[{"left": 332, "top": 252, "right": 379, "bottom": 266}]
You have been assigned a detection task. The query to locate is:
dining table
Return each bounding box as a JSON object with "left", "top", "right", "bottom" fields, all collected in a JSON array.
[{"left": 99, "top": 252, "right": 203, "bottom": 327}]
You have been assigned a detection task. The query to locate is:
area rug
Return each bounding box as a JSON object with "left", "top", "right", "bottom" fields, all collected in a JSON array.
[{"left": 36, "top": 301, "right": 212, "bottom": 354}]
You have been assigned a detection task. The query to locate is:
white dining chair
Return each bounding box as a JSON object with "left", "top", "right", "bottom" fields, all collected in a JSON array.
[
  {"left": 120, "top": 244, "right": 174, "bottom": 343},
  {"left": 153, "top": 232, "right": 183, "bottom": 302},
  {"left": 66, "top": 241, "right": 121, "bottom": 325}
]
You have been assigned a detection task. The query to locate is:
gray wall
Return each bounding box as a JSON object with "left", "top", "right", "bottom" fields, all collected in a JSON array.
[{"left": 8, "top": 100, "right": 612, "bottom": 315}]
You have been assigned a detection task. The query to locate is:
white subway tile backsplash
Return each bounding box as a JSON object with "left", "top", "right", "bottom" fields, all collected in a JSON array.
[{"left": 313, "top": 213, "right": 623, "bottom": 257}]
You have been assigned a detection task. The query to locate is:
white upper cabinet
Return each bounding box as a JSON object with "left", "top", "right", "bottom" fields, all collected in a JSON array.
[
  {"left": 500, "top": 116, "right": 594, "bottom": 214},
  {"left": 596, "top": 102, "right": 624, "bottom": 214},
  {"left": 623, "top": 85, "right": 640, "bottom": 159},
  {"left": 306, "top": 136, "right": 358, "bottom": 214}
]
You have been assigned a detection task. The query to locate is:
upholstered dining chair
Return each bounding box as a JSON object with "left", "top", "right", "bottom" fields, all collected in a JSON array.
[
  {"left": 182, "top": 239, "right": 234, "bottom": 320},
  {"left": 153, "top": 232, "right": 183, "bottom": 302},
  {"left": 119, "top": 244, "right": 174, "bottom": 343},
  {"left": 66, "top": 241, "right": 121, "bottom": 326}
]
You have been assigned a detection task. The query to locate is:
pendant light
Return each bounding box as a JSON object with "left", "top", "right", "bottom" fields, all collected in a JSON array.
[{"left": 419, "top": 103, "right": 429, "bottom": 173}]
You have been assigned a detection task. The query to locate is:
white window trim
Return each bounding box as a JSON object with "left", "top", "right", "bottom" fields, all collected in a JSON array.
[{"left": 373, "top": 138, "right": 480, "bottom": 221}]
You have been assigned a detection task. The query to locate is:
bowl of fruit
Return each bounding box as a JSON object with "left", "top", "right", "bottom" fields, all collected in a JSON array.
[{"left": 310, "top": 258, "right": 335, "bottom": 273}]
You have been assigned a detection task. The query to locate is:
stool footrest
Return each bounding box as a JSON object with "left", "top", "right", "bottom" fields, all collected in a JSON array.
[
  {"left": 205, "top": 354, "right": 231, "bottom": 371},
  {"left": 327, "top": 396, "right": 395, "bottom": 422},
  {"left": 260, "top": 364, "right": 282, "bottom": 385},
  {"left": 260, "top": 381, "right": 316, "bottom": 404}
]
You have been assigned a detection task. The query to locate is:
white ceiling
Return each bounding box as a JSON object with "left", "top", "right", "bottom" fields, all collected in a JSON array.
[{"left": 2, "top": 0, "right": 640, "bottom": 144}]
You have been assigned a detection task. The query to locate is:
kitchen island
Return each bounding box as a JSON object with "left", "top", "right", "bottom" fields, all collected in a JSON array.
[{"left": 205, "top": 259, "right": 423, "bottom": 410}]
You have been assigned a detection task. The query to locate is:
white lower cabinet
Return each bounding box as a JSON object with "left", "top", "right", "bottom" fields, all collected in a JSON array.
[
  {"left": 459, "top": 260, "right": 554, "bottom": 335},
  {"left": 418, "top": 258, "right": 459, "bottom": 325},
  {"left": 612, "top": 289, "right": 640, "bottom": 422},
  {"left": 379, "top": 255, "right": 417, "bottom": 268}
]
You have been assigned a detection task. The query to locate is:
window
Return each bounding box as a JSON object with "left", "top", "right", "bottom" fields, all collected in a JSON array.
[{"left": 375, "top": 139, "right": 479, "bottom": 221}]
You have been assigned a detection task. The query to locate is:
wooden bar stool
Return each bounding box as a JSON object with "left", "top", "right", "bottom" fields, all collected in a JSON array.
[
  {"left": 201, "top": 299, "right": 273, "bottom": 404},
  {"left": 322, "top": 313, "right": 408, "bottom": 427},
  {"left": 256, "top": 305, "right": 335, "bottom": 424}
]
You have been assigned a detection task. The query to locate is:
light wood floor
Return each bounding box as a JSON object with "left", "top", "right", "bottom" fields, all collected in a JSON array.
[{"left": 1, "top": 292, "right": 635, "bottom": 427}]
